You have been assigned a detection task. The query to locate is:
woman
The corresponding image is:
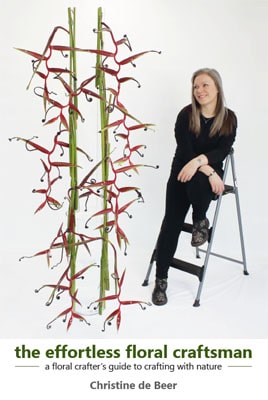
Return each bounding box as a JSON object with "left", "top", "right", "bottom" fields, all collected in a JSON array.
[{"left": 152, "top": 68, "right": 237, "bottom": 306}]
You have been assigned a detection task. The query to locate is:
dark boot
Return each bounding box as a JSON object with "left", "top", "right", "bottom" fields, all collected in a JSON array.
[
  {"left": 191, "top": 218, "right": 209, "bottom": 247},
  {"left": 152, "top": 278, "right": 168, "bottom": 306}
]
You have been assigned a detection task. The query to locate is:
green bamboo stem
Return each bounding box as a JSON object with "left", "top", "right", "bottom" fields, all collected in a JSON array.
[
  {"left": 96, "top": 7, "right": 110, "bottom": 314},
  {"left": 67, "top": 7, "right": 78, "bottom": 298}
]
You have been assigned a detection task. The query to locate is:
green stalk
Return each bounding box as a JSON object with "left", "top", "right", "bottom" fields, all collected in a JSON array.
[
  {"left": 67, "top": 7, "right": 78, "bottom": 298},
  {"left": 96, "top": 7, "right": 110, "bottom": 314}
]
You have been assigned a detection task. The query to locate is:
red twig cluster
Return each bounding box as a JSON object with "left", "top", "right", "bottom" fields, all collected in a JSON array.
[{"left": 12, "top": 19, "right": 159, "bottom": 330}]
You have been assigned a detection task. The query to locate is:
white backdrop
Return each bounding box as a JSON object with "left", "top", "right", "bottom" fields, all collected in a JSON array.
[{"left": 1, "top": 0, "right": 268, "bottom": 339}]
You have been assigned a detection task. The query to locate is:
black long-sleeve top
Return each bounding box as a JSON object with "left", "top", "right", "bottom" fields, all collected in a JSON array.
[{"left": 171, "top": 104, "right": 237, "bottom": 175}]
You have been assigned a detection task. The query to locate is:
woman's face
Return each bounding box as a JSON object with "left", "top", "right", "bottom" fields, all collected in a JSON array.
[{"left": 193, "top": 73, "right": 218, "bottom": 110}]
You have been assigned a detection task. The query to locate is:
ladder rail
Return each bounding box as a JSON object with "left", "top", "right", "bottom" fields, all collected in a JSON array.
[
  {"left": 230, "top": 151, "right": 248, "bottom": 275},
  {"left": 193, "top": 151, "right": 231, "bottom": 306}
]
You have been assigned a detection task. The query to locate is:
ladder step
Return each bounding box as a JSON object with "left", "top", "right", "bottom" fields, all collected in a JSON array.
[
  {"left": 213, "top": 184, "right": 234, "bottom": 200},
  {"left": 223, "top": 184, "right": 234, "bottom": 195},
  {"left": 170, "top": 257, "right": 204, "bottom": 281},
  {"left": 182, "top": 222, "right": 193, "bottom": 233},
  {"left": 182, "top": 222, "right": 212, "bottom": 242}
]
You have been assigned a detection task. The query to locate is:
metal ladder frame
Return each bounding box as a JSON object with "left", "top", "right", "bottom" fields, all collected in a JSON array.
[{"left": 142, "top": 148, "right": 249, "bottom": 306}]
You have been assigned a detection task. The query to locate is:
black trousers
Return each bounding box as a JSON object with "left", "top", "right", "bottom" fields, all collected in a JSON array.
[{"left": 155, "top": 170, "right": 214, "bottom": 279}]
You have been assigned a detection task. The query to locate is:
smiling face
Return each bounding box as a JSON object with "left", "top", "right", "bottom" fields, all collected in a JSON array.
[{"left": 193, "top": 73, "right": 219, "bottom": 114}]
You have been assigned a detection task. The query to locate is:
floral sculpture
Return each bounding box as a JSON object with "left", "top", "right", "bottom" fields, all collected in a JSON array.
[{"left": 11, "top": 7, "right": 159, "bottom": 331}]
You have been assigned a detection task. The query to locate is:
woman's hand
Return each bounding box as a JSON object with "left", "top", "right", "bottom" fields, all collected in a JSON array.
[
  {"left": 177, "top": 154, "right": 208, "bottom": 182},
  {"left": 208, "top": 172, "right": 225, "bottom": 195},
  {"left": 177, "top": 159, "right": 199, "bottom": 182}
]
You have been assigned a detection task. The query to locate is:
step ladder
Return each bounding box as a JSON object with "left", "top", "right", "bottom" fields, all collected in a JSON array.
[{"left": 142, "top": 148, "right": 249, "bottom": 306}]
